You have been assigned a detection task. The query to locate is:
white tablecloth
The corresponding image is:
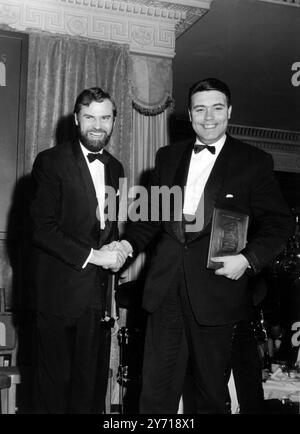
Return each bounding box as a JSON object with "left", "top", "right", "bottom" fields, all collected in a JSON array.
[{"left": 263, "top": 371, "right": 300, "bottom": 413}]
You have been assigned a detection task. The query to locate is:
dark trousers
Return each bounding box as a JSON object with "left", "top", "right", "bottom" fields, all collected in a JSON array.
[
  {"left": 140, "top": 268, "right": 262, "bottom": 414},
  {"left": 182, "top": 321, "right": 264, "bottom": 414},
  {"left": 231, "top": 320, "right": 264, "bottom": 414},
  {"left": 34, "top": 307, "right": 111, "bottom": 414}
]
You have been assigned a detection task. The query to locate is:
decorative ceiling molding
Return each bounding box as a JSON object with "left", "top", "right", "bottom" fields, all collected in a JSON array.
[
  {"left": 0, "top": 0, "right": 212, "bottom": 57},
  {"left": 258, "top": 0, "right": 300, "bottom": 7}
]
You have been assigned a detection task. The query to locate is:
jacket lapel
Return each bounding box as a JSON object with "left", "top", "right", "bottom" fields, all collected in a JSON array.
[
  {"left": 169, "top": 141, "right": 194, "bottom": 242},
  {"left": 203, "top": 138, "right": 231, "bottom": 229},
  {"left": 72, "top": 140, "right": 99, "bottom": 238},
  {"left": 100, "top": 150, "right": 116, "bottom": 244}
]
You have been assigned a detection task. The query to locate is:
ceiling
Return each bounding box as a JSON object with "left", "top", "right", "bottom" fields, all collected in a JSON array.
[{"left": 173, "top": 0, "right": 300, "bottom": 131}]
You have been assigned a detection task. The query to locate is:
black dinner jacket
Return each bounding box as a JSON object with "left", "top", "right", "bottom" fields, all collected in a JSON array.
[
  {"left": 123, "top": 135, "right": 293, "bottom": 325},
  {"left": 31, "top": 139, "right": 123, "bottom": 318}
]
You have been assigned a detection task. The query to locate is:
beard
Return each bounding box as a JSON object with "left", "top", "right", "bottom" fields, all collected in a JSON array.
[{"left": 78, "top": 128, "right": 111, "bottom": 152}]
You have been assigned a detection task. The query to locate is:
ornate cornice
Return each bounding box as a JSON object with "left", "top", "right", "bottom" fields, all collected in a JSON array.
[
  {"left": 0, "top": 0, "right": 212, "bottom": 57},
  {"left": 228, "top": 124, "right": 300, "bottom": 147},
  {"left": 258, "top": 0, "right": 300, "bottom": 7},
  {"left": 228, "top": 124, "right": 300, "bottom": 173}
]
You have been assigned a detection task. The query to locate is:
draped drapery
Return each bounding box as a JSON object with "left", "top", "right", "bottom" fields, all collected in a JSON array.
[
  {"left": 127, "top": 54, "right": 173, "bottom": 189},
  {"left": 25, "top": 31, "right": 131, "bottom": 174},
  {"left": 123, "top": 108, "right": 171, "bottom": 282},
  {"left": 130, "top": 54, "right": 173, "bottom": 116},
  {"left": 121, "top": 54, "right": 173, "bottom": 283},
  {"left": 132, "top": 108, "right": 170, "bottom": 183}
]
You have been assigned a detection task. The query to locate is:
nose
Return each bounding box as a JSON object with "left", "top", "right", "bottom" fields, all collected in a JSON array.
[
  {"left": 94, "top": 118, "right": 103, "bottom": 129},
  {"left": 204, "top": 108, "right": 213, "bottom": 120}
]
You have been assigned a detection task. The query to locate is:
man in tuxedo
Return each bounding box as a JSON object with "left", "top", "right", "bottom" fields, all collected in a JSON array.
[
  {"left": 113, "top": 78, "right": 293, "bottom": 413},
  {"left": 30, "top": 87, "right": 124, "bottom": 413}
]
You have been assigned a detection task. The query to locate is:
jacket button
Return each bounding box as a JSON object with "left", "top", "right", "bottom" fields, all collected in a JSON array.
[{"left": 184, "top": 244, "right": 188, "bottom": 250}]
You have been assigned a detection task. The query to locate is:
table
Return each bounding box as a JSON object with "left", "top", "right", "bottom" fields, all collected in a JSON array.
[{"left": 263, "top": 370, "right": 300, "bottom": 414}]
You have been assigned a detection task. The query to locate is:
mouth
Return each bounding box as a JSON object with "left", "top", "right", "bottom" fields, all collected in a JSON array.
[
  {"left": 202, "top": 124, "right": 217, "bottom": 130},
  {"left": 88, "top": 131, "right": 106, "bottom": 138}
]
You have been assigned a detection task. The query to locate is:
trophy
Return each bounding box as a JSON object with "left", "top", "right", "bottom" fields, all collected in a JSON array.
[{"left": 207, "top": 207, "right": 249, "bottom": 269}]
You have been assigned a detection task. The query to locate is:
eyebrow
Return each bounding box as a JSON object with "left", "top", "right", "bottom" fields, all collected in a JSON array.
[
  {"left": 82, "top": 113, "right": 112, "bottom": 117},
  {"left": 193, "top": 102, "right": 226, "bottom": 108}
]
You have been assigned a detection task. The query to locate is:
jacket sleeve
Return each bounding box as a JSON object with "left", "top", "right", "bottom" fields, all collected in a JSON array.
[
  {"left": 31, "top": 152, "right": 91, "bottom": 270},
  {"left": 241, "top": 152, "right": 294, "bottom": 274}
]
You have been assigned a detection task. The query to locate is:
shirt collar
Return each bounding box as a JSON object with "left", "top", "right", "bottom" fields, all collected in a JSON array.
[{"left": 80, "top": 142, "right": 104, "bottom": 158}]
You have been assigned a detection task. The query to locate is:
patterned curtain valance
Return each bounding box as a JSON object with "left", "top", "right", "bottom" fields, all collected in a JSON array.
[
  {"left": 130, "top": 54, "right": 174, "bottom": 116},
  {"left": 132, "top": 96, "right": 174, "bottom": 116}
]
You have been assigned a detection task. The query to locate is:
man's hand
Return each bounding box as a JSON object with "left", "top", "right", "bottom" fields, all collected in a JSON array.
[
  {"left": 99, "top": 240, "right": 133, "bottom": 272},
  {"left": 211, "top": 254, "right": 249, "bottom": 280},
  {"left": 88, "top": 243, "right": 126, "bottom": 270},
  {"left": 88, "top": 240, "right": 133, "bottom": 271}
]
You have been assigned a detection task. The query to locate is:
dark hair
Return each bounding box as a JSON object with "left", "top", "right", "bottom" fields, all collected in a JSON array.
[
  {"left": 73, "top": 87, "right": 117, "bottom": 117},
  {"left": 188, "top": 78, "right": 231, "bottom": 109}
]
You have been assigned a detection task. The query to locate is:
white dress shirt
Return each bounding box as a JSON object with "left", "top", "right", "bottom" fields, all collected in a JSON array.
[
  {"left": 80, "top": 143, "right": 106, "bottom": 229},
  {"left": 183, "top": 135, "right": 226, "bottom": 216},
  {"left": 80, "top": 143, "right": 106, "bottom": 268}
]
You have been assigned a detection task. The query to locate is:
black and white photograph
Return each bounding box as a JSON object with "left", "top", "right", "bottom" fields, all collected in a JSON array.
[{"left": 0, "top": 0, "right": 299, "bottom": 422}]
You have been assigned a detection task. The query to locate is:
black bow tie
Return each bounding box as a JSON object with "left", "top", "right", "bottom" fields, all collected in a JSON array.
[
  {"left": 194, "top": 144, "right": 216, "bottom": 155},
  {"left": 87, "top": 152, "right": 109, "bottom": 165}
]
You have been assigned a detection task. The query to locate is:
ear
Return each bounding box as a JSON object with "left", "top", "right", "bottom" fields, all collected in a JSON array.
[
  {"left": 228, "top": 105, "right": 232, "bottom": 120},
  {"left": 188, "top": 109, "right": 192, "bottom": 122},
  {"left": 74, "top": 113, "right": 78, "bottom": 126}
]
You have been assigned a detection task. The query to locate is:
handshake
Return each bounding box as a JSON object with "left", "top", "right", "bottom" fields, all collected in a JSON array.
[{"left": 89, "top": 240, "right": 133, "bottom": 272}]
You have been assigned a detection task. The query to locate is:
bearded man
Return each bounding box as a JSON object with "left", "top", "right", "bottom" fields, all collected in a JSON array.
[{"left": 30, "top": 87, "right": 124, "bottom": 413}]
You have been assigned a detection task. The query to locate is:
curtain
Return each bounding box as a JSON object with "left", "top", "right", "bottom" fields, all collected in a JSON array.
[
  {"left": 25, "top": 31, "right": 131, "bottom": 174},
  {"left": 121, "top": 107, "right": 170, "bottom": 284},
  {"left": 130, "top": 54, "right": 173, "bottom": 115},
  {"left": 132, "top": 108, "right": 170, "bottom": 182},
  {"left": 118, "top": 54, "right": 172, "bottom": 286}
]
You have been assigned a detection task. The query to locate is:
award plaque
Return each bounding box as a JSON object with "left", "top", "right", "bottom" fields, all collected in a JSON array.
[{"left": 207, "top": 208, "right": 249, "bottom": 269}]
